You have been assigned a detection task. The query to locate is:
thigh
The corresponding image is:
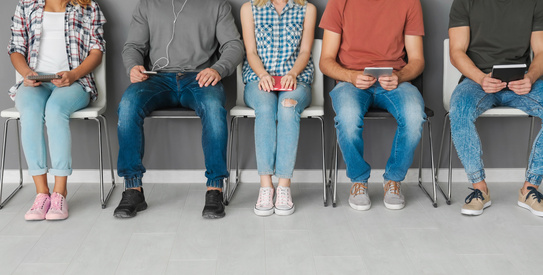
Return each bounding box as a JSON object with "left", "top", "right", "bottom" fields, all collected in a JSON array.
[
  {"left": 14, "top": 84, "right": 52, "bottom": 114},
  {"left": 329, "top": 81, "right": 372, "bottom": 118},
  {"left": 181, "top": 81, "right": 226, "bottom": 111},
  {"left": 46, "top": 83, "right": 90, "bottom": 114},
  {"left": 244, "top": 81, "right": 278, "bottom": 111},
  {"left": 373, "top": 82, "right": 425, "bottom": 120},
  {"left": 277, "top": 82, "right": 311, "bottom": 111},
  {"left": 504, "top": 80, "right": 543, "bottom": 116},
  {"left": 450, "top": 78, "right": 496, "bottom": 117},
  {"left": 119, "top": 75, "right": 178, "bottom": 115}
]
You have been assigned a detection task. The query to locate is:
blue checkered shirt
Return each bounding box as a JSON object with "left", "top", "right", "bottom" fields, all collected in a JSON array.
[
  {"left": 7, "top": 0, "right": 106, "bottom": 101},
  {"left": 242, "top": 0, "right": 314, "bottom": 84}
]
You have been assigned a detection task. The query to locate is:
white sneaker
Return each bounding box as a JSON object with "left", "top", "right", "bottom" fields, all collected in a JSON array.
[
  {"left": 383, "top": 180, "right": 405, "bottom": 210},
  {"left": 254, "top": 187, "right": 274, "bottom": 216},
  {"left": 349, "top": 182, "right": 371, "bottom": 210},
  {"left": 275, "top": 186, "right": 295, "bottom": 216}
]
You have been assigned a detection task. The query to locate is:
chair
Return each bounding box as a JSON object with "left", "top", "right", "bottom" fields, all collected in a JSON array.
[
  {"left": 225, "top": 39, "right": 327, "bottom": 206},
  {"left": 327, "top": 73, "right": 438, "bottom": 208},
  {"left": 436, "top": 39, "right": 535, "bottom": 204},
  {"left": 0, "top": 54, "right": 116, "bottom": 209}
]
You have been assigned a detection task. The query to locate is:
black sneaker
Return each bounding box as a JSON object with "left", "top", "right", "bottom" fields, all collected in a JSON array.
[
  {"left": 202, "top": 190, "right": 225, "bottom": 219},
  {"left": 113, "top": 188, "right": 148, "bottom": 218}
]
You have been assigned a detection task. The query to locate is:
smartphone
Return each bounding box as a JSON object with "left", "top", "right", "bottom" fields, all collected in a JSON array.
[
  {"left": 142, "top": 71, "right": 157, "bottom": 75},
  {"left": 363, "top": 67, "right": 393, "bottom": 79}
]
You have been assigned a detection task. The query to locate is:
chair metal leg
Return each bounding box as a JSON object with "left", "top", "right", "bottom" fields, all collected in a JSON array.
[
  {"left": 526, "top": 116, "right": 535, "bottom": 168},
  {"left": 0, "top": 118, "right": 24, "bottom": 209},
  {"left": 332, "top": 137, "right": 338, "bottom": 207},
  {"left": 227, "top": 117, "right": 241, "bottom": 202},
  {"left": 417, "top": 119, "right": 438, "bottom": 207},
  {"left": 316, "top": 117, "right": 327, "bottom": 207},
  {"left": 225, "top": 116, "right": 237, "bottom": 205},
  {"left": 435, "top": 113, "right": 452, "bottom": 205},
  {"left": 97, "top": 115, "right": 116, "bottom": 209}
]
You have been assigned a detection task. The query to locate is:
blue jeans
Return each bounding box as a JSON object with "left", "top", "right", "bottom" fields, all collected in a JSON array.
[
  {"left": 14, "top": 82, "right": 90, "bottom": 176},
  {"left": 330, "top": 81, "right": 426, "bottom": 183},
  {"left": 117, "top": 72, "right": 228, "bottom": 188},
  {"left": 450, "top": 78, "right": 543, "bottom": 185},
  {"left": 244, "top": 81, "right": 311, "bottom": 178}
]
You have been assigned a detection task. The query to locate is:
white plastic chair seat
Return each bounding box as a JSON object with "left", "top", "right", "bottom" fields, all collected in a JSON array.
[
  {"left": 480, "top": 107, "right": 529, "bottom": 117},
  {"left": 1, "top": 106, "right": 106, "bottom": 119},
  {"left": 229, "top": 105, "right": 324, "bottom": 118}
]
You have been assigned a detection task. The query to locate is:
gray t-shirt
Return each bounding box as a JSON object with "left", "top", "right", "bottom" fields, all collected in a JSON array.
[
  {"left": 122, "top": 0, "right": 244, "bottom": 77},
  {"left": 449, "top": 0, "right": 543, "bottom": 73}
]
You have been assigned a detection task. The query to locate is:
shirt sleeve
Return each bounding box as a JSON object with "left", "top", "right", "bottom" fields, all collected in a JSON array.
[
  {"left": 89, "top": 2, "right": 106, "bottom": 53},
  {"left": 319, "top": 0, "right": 345, "bottom": 34},
  {"left": 122, "top": 0, "right": 150, "bottom": 76},
  {"left": 533, "top": 0, "right": 543, "bottom": 31},
  {"left": 405, "top": 0, "right": 425, "bottom": 36},
  {"left": 210, "top": 0, "right": 244, "bottom": 78},
  {"left": 449, "top": 0, "right": 470, "bottom": 29},
  {"left": 7, "top": 1, "right": 28, "bottom": 57}
]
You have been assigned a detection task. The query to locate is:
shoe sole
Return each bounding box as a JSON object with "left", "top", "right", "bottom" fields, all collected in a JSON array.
[
  {"left": 349, "top": 201, "right": 371, "bottom": 211},
  {"left": 517, "top": 201, "right": 543, "bottom": 217},
  {"left": 461, "top": 201, "right": 491, "bottom": 216},
  {"left": 113, "top": 202, "right": 148, "bottom": 218},
  {"left": 45, "top": 214, "right": 68, "bottom": 220},
  {"left": 202, "top": 211, "right": 226, "bottom": 219},
  {"left": 384, "top": 201, "right": 405, "bottom": 210},
  {"left": 254, "top": 207, "right": 274, "bottom": 216},
  {"left": 25, "top": 215, "right": 46, "bottom": 221},
  {"left": 275, "top": 205, "right": 295, "bottom": 216}
]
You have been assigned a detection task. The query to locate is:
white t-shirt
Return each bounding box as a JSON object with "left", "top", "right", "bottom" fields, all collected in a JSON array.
[{"left": 35, "top": 12, "right": 70, "bottom": 73}]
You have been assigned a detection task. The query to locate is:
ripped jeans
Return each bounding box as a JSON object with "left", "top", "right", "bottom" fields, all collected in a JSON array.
[{"left": 244, "top": 81, "right": 311, "bottom": 178}]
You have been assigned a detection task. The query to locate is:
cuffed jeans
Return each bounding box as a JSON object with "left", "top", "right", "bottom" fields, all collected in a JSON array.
[
  {"left": 15, "top": 82, "right": 90, "bottom": 176},
  {"left": 330, "top": 81, "right": 425, "bottom": 183},
  {"left": 244, "top": 81, "right": 311, "bottom": 178},
  {"left": 450, "top": 78, "right": 543, "bottom": 186},
  {"left": 117, "top": 72, "right": 229, "bottom": 188}
]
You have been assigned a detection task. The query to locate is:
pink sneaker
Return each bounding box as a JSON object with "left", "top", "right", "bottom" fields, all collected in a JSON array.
[
  {"left": 25, "top": 193, "right": 51, "bottom": 221},
  {"left": 254, "top": 187, "right": 275, "bottom": 216},
  {"left": 275, "top": 186, "right": 295, "bottom": 216},
  {"left": 45, "top": 192, "right": 68, "bottom": 220}
]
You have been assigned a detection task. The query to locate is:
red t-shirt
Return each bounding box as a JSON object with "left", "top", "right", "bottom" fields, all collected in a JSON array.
[{"left": 319, "top": 0, "right": 425, "bottom": 71}]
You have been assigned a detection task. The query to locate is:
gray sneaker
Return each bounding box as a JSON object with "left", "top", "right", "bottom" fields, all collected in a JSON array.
[
  {"left": 383, "top": 180, "right": 405, "bottom": 210},
  {"left": 349, "top": 182, "right": 371, "bottom": 210}
]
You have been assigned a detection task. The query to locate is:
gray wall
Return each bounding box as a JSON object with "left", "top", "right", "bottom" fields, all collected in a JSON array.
[{"left": 0, "top": 0, "right": 537, "bottom": 174}]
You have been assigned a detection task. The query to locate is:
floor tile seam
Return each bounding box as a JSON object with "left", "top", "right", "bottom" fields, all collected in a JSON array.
[
  {"left": 11, "top": 234, "right": 43, "bottom": 275},
  {"left": 112, "top": 232, "right": 135, "bottom": 275}
]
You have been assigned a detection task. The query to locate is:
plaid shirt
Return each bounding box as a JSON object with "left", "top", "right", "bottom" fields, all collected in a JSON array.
[
  {"left": 242, "top": 0, "right": 314, "bottom": 84},
  {"left": 7, "top": 0, "right": 106, "bottom": 101}
]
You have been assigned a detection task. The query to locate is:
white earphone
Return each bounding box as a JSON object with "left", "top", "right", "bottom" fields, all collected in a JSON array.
[{"left": 151, "top": 0, "right": 189, "bottom": 71}]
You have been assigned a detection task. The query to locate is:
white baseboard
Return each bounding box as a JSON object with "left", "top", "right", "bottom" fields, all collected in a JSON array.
[{"left": 0, "top": 168, "right": 527, "bottom": 184}]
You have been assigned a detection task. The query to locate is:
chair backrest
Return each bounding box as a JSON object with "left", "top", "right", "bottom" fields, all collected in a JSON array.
[
  {"left": 15, "top": 53, "right": 107, "bottom": 110},
  {"left": 236, "top": 38, "right": 324, "bottom": 107},
  {"left": 443, "top": 39, "right": 462, "bottom": 112}
]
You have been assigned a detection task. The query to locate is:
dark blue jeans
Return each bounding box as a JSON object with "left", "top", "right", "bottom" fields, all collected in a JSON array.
[{"left": 117, "top": 72, "right": 228, "bottom": 188}]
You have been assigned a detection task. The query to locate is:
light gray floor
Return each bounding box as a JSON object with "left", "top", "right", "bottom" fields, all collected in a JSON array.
[{"left": 0, "top": 180, "right": 541, "bottom": 275}]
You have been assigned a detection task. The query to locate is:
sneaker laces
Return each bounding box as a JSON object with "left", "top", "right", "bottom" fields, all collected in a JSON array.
[
  {"left": 257, "top": 188, "right": 273, "bottom": 205},
  {"left": 350, "top": 182, "right": 367, "bottom": 197},
  {"left": 205, "top": 190, "right": 223, "bottom": 206},
  {"left": 30, "top": 194, "right": 48, "bottom": 210},
  {"left": 464, "top": 188, "right": 484, "bottom": 204},
  {"left": 385, "top": 181, "right": 400, "bottom": 195},
  {"left": 50, "top": 193, "right": 64, "bottom": 211},
  {"left": 525, "top": 186, "right": 543, "bottom": 203},
  {"left": 276, "top": 187, "right": 291, "bottom": 205}
]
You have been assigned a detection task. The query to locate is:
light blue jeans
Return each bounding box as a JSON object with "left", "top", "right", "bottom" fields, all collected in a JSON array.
[
  {"left": 14, "top": 82, "right": 90, "bottom": 176},
  {"left": 330, "top": 81, "right": 426, "bottom": 183},
  {"left": 244, "top": 81, "right": 311, "bottom": 178},
  {"left": 450, "top": 78, "right": 543, "bottom": 185}
]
